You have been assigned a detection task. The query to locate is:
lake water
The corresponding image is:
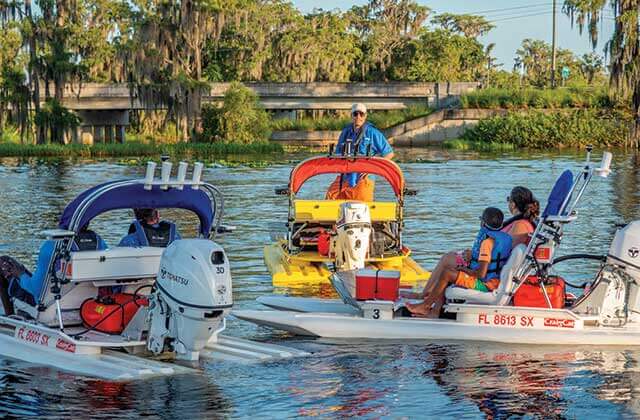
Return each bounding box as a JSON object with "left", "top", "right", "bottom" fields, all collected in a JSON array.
[{"left": 1, "top": 149, "right": 640, "bottom": 418}]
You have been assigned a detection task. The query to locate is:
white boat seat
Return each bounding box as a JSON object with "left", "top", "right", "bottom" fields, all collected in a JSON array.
[
  {"left": 68, "top": 246, "right": 165, "bottom": 282},
  {"left": 445, "top": 244, "right": 527, "bottom": 305}
]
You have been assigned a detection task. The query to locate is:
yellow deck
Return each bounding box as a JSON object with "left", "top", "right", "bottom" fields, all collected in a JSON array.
[{"left": 265, "top": 241, "right": 430, "bottom": 288}]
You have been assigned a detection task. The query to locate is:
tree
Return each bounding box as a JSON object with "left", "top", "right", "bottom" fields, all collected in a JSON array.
[
  {"left": 347, "top": 0, "right": 430, "bottom": 81},
  {"left": 392, "top": 29, "right": 487, "bottom": 81},
  {"left": 200, "top": 82, "right": 270, "bottom": 143},
  {"left": 0, "top": 21, "right": 30, "bottom": 141},
  {"left": 0, "top": 0, "right": 127, "bottom": 143},
  {"left": 126, "top": 0, "right": 236, "bottom": 141},
  {"left": 563, "top": 0, "right": 640, "bottom": 138},
  {"left": 431, "top": 13, "right": 494, "bottom": 38},
  {"left": 579, "top": 52, "right": 605, "bottom": 84},
  {"left": 514, "top": 39, "right": 581, "bottom": 87}
]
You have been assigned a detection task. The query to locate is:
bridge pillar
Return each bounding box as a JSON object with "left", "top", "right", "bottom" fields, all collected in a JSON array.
[
  {"left": 94, "top": 125, "right": 105, "bottom": 143},
  {"left": 80, "top": 126, "right": 93, "bottom": 145},
  {"left": 75, "top": 110, "right": 129, "bottom": 143},
  {"left": 116, "top": 125, "right": 125, "bottom": 143},
  {"left": 105, "top": 125, "right": 115, "bottom": 143}
]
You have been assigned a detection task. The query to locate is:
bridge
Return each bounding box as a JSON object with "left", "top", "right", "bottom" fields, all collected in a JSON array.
[{"left": 54, "top": 82, "right": 480, "bottom": 143}]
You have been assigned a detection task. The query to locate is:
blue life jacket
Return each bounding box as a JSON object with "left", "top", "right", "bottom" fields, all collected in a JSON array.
[
  {"left": 469, "top": 227, "right": 513, "bottom": 281},
  {"left": 131, "top": 220, "right": 177, "bottom": 247}
]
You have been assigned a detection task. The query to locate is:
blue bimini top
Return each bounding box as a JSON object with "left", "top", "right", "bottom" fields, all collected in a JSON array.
[{"left": 58, "top": 181, "right": 214, "bottom": 237}]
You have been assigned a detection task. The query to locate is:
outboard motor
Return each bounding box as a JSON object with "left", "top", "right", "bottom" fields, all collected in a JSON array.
[
  {"left": 604, "top": 221, "right": 640, "bottom": 323},
  {"left": 573, "top": 221, "right": 640, "bottom": 326},
  {"left": 147, "top": 239, "right": 232, "bottom": 361},
  {"left": 332, "top": 202, "right": 371, "bottom": 271}
]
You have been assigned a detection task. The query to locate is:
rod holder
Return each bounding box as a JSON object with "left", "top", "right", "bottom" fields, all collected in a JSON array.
[
  {"left": 192, "top": 162, "right": 203, "bottom": 189},
  {"left": 176, "top": 162, "right": 188, "bottom": 189},
  {"left": 160, "top": 161, "right": 172, "bottom": 190},
  {"left": 144, "top": 161, "right": 157, "bottom": 190}
]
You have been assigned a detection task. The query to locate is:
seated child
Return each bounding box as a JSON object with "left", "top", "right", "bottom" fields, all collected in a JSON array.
[{"left": 406, "top": 207, "right": 512, "bottom": 318}]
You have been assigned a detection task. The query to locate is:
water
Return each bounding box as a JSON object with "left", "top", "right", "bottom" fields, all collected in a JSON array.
[{"left": 1, "top": 149, "right": 640, "bottom": 418}]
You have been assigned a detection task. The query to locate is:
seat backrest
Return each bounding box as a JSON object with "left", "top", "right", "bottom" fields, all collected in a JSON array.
[
  {"left": 542, "top": 170, "right": 573, "bottom": 218},
  {"left": 495, "top": 244, "right": 527, "bottom": 304}
]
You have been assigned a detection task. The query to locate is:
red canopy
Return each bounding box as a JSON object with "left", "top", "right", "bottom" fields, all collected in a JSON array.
[{"left": 290, "top": 156, "right": 405, "bottom": 198}]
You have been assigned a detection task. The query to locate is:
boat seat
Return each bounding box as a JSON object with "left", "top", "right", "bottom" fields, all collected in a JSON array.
[
  {"left": 294, "top": 199, "right": 397, "bottom": 222},
  {"left": 67, "top": 246, "right": 165, "bottom": 282},
  {"left": 444, "top": 244, "right": 527, "bottom": 305}
]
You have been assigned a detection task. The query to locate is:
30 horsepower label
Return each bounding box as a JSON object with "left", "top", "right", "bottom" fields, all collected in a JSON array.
[{"left": 14, "top": 327, "right": 76, "bottom": 353}]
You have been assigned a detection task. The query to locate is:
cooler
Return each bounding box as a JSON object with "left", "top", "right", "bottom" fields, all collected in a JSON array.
[{"left": 355, "top": 269, "right": 401, "bottom": 301}]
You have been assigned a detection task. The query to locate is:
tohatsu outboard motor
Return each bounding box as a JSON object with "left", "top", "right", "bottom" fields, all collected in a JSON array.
[
  {"left": 332, "top": 202, "right": 371, "bottom": 271},
  {"left": 147, "top": 239, "right": 232, "bottom": 361}
]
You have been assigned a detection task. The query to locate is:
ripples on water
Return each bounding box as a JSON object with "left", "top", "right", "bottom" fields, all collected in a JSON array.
[{"left": 1, "top": 149, "right": 640, "bottom": 418}]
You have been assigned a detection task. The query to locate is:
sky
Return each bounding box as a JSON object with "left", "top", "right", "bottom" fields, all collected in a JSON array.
[{"left": 292, "top": 0, "right": 616, "bottom": 70}]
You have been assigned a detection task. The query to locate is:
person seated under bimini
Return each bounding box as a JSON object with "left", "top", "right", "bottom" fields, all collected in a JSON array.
[
  {"left": 0, "top": 225, "right": 108, "bottom": 315},
  {"left": 119, "top": 208, "right": 181, "bottom": 248},
  {"left": 406, "top": 207, "right": 512, "bottom": 318}
]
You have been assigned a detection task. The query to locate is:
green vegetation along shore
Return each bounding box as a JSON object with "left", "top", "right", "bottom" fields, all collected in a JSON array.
[
  {"left": 450, "top": 109, "right": 631, "bottom": 150},
  {"left": 0, "top": 140, "right": 283, "bottom": 159}
]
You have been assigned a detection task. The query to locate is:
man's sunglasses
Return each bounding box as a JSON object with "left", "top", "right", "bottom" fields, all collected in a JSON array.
[{"left": 352, "top": 111, "right": 365, "bottom": 117}]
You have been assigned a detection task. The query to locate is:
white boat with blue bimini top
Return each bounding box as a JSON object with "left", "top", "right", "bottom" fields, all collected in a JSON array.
[
  {"left": 0, "top": 160, "right": 307, "bottom": 380},
  {"left": 233, "top": 149, "right": 640, "bottom": 346}
]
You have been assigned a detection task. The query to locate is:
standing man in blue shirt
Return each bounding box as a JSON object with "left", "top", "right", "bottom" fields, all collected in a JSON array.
[{"left": 326, "top": 103, "right": 394, "bottom": 201}]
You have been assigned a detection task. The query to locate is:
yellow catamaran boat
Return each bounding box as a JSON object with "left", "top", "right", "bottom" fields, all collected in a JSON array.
[{"left": 265, "top": 155, "right": 430, "bottom": 287}]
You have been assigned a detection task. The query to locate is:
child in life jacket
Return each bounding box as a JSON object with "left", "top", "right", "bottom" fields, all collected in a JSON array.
[{"left": 406, "top": 207, "right": 512, "bottom": 318}]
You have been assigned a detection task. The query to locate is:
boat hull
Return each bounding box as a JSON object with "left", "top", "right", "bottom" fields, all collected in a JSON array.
[
  {"left": 0, "top": 316, "right": 308, "bottom": 380},
  {"left": 233, "top": 309, "right": 640, "bottom": 346}
]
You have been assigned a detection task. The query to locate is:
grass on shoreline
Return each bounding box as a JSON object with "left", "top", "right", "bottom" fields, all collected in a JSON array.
[
  {"left": 0, "top": 140, "right": 283, "bottom": 158},
  {"left": 443, "top": 138, "right": 517, "bottom": 152},
  {"left": 270, "top": 105, "right": 433, "bottom": 131},
  {"left": 460, "top": 87, "right": 613, "bottom": 110}
]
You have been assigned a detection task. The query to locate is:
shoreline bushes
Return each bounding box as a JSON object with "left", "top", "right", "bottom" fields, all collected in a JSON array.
[
  {"left": 201, "top": 82, "right": 271, "bottom": 143},
  {"left": 461, "top": 109, "right": 631, "bottom": 149},
  {"left": 461, "top": 87, "right": 613, "bottom": 110}
]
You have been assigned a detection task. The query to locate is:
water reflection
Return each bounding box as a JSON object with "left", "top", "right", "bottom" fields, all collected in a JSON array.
[{"left": 0, "top": 359, "right": 232, "bottom": 418}]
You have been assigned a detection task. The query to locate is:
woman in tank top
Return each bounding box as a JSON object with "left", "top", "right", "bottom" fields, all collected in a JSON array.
[{"left": 501, "top": 186, "right": 539, "bottom": 248}]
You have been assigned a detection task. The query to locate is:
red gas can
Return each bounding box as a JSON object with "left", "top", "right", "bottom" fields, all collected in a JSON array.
[
  {"left": 513, "top": 276, "right": 566, "bottom": 309},
  {"left": 80, "top": 293, "right": 149, "bottom": 334},
  {"left": 317, "top": 229, "right": 331, "bottom": 256}
]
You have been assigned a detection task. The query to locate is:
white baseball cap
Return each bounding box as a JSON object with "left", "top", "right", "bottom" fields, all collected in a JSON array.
[{"left": 351, "top": 103, "right": 367, "bottom": 114}]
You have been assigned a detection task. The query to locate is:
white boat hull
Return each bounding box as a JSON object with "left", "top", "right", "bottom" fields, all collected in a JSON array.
[
  {"left": 257, "top": 295, "right": 359, "bottom": 314},
  {"left": 0, "top": 317, "right": 308, "bottom": 380},
  {"left": 233, "top": 300, "right": 640, "bottom": 346}
]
